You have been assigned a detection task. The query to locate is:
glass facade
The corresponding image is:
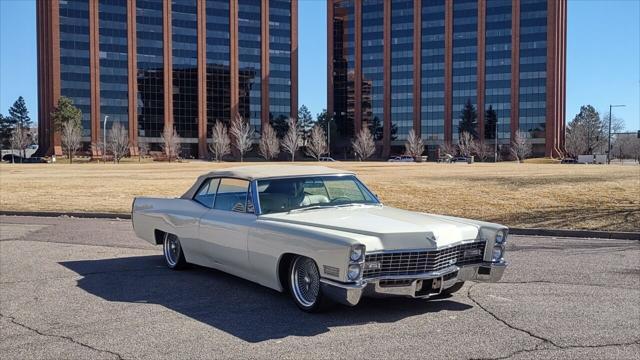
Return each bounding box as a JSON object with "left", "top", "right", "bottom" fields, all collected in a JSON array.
[
  {"left": 136, "top": 0, "right": 164, "bottom": 139},
  {"left": 390, "top": 0, "right": 413, "bottom": 141},
  {"left": 332, "top": 0, "right": 355, "bottom": 141},
  {"left": 452, "top": 0, "right": 477, "bottom": 141},
  {"left": 269, "top": 0, "right": 292, "bottom": 126},
  {"left": 519, "top": 0, "right": 547, "bottom": 139},
  {"left": 484, "top": 0, "right": 512, "bottom": 142},
  {"left": 420, "top": 0, "right": 445, "bottom": 142},
  {"left": 361, "top": 0, "right": 384, "bottom": 141},
  {"left": 172, "top": 0, "right": 198, "bottom": 143},
  {"left": 206, "top": 0, "right": 231, "bottom": 135},
  {"left": 238, "top": 0, "right": 262, "bottom": 130},
  {"left": 98, "top": 0, "right": 129, "bottom": 133},
  {"left": 59, "top": 0, "right": 92, "bottom": 137}
]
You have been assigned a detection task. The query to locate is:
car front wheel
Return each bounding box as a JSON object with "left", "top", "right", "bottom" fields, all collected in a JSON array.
[
  {"left": 163, "top": 233, "right": 187, "bottom": 270},
  {"left": 289, "top": 256, "right": 330, "bottom": 312}
]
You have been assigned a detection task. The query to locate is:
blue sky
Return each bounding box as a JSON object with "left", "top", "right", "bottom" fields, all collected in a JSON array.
[{"left": 1, "top": 0, "right": 638, "bottom": 131}]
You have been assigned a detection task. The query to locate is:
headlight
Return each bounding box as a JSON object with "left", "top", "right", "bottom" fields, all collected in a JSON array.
[
  {"left": 492, "top": 245, "right": 503, "bottom": 262},
  {"left": 350, "top": 245, "right": 365, "bottom": 262},
  {"left": 495, "top": 230, "right": 506, "bottom": 244},
  {"left": 347, "top": 264, "right": 362, "bottom": 280}
]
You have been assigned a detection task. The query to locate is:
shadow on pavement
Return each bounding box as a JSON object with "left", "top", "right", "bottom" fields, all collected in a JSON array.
[{"left": 60, "top": 255, "right": 472, "bottom": 343}]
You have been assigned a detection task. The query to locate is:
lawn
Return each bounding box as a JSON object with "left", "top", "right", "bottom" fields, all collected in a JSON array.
[{"left": 1, "top": 161, "right": 638, "bottom": 231}]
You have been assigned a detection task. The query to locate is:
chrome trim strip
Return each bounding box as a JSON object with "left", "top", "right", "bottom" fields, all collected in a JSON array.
[
  {"left": 250, "top": 180, "right": 262, "bottom": 215},
  {"left": 363, "top": 265, "right": 460, "bottom": 281},
  {"left": 364, "top": 240, "right": 484, "bottom": 255}
]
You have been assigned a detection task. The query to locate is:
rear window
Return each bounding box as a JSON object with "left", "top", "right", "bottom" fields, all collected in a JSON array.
[{"left": 194, "top": 178, "right": 220, "bottom": 208}]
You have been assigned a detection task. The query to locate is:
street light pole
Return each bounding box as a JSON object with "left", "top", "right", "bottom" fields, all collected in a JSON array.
[
  {"left": 495, "top": 121, "right": 498, "bottom": 162},
  {"left": 608, "top": 104, "right": 625, "bottom": 164},
  {"left": 103, "top": 115, "right": 108, "bottom": 163}
]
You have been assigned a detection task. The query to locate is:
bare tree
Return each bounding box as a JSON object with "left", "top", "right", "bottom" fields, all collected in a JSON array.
[
  {"left": 138, "top": 142, "right": 149, "bottom": 162},
  {"left": 611, "top": 134, "right": 639, "bottom": 162},
  {"left": 9, "top": 125, "right": 30, "bottom": 163},
  {"left": 161, "top": 126, "right": 181, "bottom": 162},
  {"left": 305, "top": 125, "right": 328, "bottom": 160},
  {"left": 458, "top": 131, "right": 476, "bottom": 158},
  {"left": 404, "top": 129, "right": 424, "bottom": 160},
  {"left": 230, "top": 115, "right": 253, "bottom": 162},
  {"left": 439, "top": 142, "right": 458, "bottom": 161},
  {"left": 108, "top": 122, "right": 129, "bottom": 163},
  {"left": 281, "top": 117, "right": 300, "bottom": 161},
  {"left": 259, "top": 122, "right": 280, "bottom": 160},
  {"left": 60, "top": 121, "right": 82, "bottom": 164},
  {"left": 472, "top": 141, "right": 492, "bottom": 162},
  {"left": 352, "top": 126, "right": 376, "bottom": 161},
  {"left": 511, "top": 130, "right": 532, "bottom": 162},
  {"left": 564, "top": 121, "right": 587, "bottom": 157},
  {"left": 210, "top": 121, "right": 231, "bottom": 162}
]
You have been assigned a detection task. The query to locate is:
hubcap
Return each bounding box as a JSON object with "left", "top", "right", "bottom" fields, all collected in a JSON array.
[
  {"left": 163, "top": 234, "right": 180, "bottom": 267},
  {"left": 291, "top": 257, "right": 320, "bottom": 307}
]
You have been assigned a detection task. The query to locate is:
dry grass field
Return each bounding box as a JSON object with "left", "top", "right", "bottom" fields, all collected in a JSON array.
[{"left": 1, "top": 161, "right": 638, "bottom": 231}]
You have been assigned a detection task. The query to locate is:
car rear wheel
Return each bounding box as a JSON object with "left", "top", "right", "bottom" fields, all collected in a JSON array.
[
  {"left": 163, "top": 233, "right": 187, "bottom": 270},
  {"left": 289, "top": 256, "right": 330, "bottom": 312}
]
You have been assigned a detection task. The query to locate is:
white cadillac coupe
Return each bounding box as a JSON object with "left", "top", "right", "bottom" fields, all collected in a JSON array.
[{"left": 132, "top": 165, "right": 508, "bottom": 312}]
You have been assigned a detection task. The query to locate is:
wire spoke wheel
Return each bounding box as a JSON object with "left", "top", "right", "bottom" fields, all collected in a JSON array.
[
  {"left": 291, "top": 257, "right": 320, "bottom": 308},
  {"left": 163, "top": 233, "right": 181, "bottom": 268}
]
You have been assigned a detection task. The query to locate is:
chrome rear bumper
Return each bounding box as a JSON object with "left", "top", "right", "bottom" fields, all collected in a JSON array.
[{"left": 320, "top": 262, "right": 507, "bottom": 306}]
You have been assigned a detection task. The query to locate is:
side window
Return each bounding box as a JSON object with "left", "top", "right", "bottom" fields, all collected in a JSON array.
[
  {"left": 194, "top": 178, "right": 220, "bottom": 208},
  {"left": 214, "top": 178, "right": 250, "bottom": 212}
]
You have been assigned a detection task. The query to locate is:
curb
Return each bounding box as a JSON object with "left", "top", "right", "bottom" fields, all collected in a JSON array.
[
  {"left": 1, "top": 211, "right": 638, "bottom": 240},
  {"left": 509, "top": 228, "right": 640, "bottom": 241},
  {"left": 0, "top": 210, "right": 131, "bottom": 220}
]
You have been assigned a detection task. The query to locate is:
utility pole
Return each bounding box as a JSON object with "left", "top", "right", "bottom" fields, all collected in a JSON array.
[
  {"left": 103, "top": 115, "right": 108, "bottom": 163},
  {"left": 608, "top": 104, "right": 625, "bottom": 164}
]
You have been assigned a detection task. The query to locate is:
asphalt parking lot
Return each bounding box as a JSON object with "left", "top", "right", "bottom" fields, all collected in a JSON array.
[{"left": 0, "top": 215, "right": 638, "bottom": 360}]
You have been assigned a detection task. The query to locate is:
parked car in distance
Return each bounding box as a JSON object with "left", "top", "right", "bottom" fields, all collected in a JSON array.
[
  {"left": 561, "top": 158, "right": 577, "bottom": 164},
  {"left": 132, "top": 165, "right": 509, "bottom": 312},
  {"left": 319, "top": 156, "right": 336, "bottom": 162},
  {"left": 388, "top": 155, "right": 415, "bottom": 162},
  {"left": 2, "top": 154, "right": 46, "bottom": 163},
  {"left": 451, "top": 156, "right": 468, "bottom": 163}
]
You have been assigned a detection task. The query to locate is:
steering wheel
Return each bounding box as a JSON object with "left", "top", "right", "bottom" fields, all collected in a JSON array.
[{"left": 331, "top": 196, "right": 351, "bottom": 203}]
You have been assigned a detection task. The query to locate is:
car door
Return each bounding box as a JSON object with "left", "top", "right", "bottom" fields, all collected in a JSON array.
[{"left": 198, "top": 177, "right": 256, "bottom": 275}]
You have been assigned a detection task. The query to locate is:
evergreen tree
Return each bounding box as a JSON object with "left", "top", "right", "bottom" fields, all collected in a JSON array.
[
  {"left": 52, "top": 96, "right": 82, "bottom": 131},
  {"left": 484, "top": 105, "right": 498, "bottom": 140},
  {"left": 297, "top": 105, "right": 314, "bottom": 145},
  {"left": 8, "top": 96, "right": 32, "bottom": 129},
  {"left": 367, "top": 116, "right": 398, "bottom": 141},
  {"left": 458, "top": 99, "right": 478, "bottom": 138},
  {"left": 270, "top": 114, "right": 289, "bottom": 139},
  {"left": 316, "top": 109, "right": 329, "bottom": 129},
  {"left": 0, "top": 113, "right": 17, "bottom": 149}
]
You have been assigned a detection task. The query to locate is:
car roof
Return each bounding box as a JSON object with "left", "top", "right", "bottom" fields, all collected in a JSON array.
[
  {"left": 205, "top": 165, "right": 352, "bottom": 180},
  {"left": 181, "top": 165, "right": 354, "bottom": 199}
]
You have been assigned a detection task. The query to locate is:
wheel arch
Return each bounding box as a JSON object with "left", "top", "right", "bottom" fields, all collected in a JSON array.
[
  {"left": 153, "top": 229, "right": 167, "bottom": 245},
  {"left": 277, "top": 253, "right": 300, "bottom": 292}
]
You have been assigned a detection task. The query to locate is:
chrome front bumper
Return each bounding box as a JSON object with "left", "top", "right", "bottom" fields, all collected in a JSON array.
[{"left": 319, "top": 262, "right": 507, "bottom": 306}]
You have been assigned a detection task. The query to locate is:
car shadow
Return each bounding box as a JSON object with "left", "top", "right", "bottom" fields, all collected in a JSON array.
[{"left": 60, "top": 256, "right": 472, "bottom": 343}]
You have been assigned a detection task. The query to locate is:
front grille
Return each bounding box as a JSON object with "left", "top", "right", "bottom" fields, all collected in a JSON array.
[{"left": 363, "top": 242, "right": 486, "bottom": 279}]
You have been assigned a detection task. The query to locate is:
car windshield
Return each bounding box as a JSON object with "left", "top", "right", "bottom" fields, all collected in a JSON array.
[{"left": 257, "top": 175, "right": 379, "bottom": 214}]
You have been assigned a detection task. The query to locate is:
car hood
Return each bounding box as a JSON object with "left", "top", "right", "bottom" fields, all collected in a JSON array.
[{"left": 259, "top": 205, "right": 485, "bottom": 251}]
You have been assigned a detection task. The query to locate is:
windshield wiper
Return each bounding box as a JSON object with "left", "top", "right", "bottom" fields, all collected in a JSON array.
[
  {"left": 288, "top": 203, "right": 377, "bottom": 213},
  {"left": 288, "top": 205, "right": 337, "bottom": 213}
]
